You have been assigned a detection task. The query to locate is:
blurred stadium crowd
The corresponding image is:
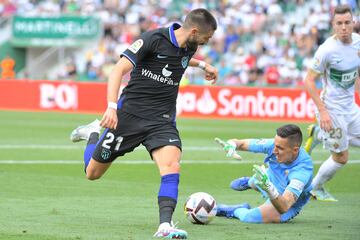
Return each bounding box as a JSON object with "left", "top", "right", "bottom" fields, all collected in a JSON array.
[{"left": 1, "top": 0, "right": 359, "bottom": 87}]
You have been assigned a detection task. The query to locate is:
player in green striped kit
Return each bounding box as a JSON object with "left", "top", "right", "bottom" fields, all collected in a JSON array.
[{"left": 304, "top": 4, "right": 360, "bottom": 201}]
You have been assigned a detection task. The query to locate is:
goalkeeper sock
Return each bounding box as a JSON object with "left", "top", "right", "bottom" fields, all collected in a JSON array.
[
  {"left": 83, "top": 132, "right": 99, "bottom": 172},
  {"left": 158, "top": 173, "right": 179, "bottom": 224},
  {"left": 312, "top": 156, "right": 344, "bottom": 189},
  {"left": 234, "top": 207, "right": 263, "bottom": 223}
]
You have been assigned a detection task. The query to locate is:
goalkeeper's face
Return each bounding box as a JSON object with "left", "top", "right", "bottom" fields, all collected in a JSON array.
[{"left": 273, "top": 135, "right": 300, "bottom": 164}]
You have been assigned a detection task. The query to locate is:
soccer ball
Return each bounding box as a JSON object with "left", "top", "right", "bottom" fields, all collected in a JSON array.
[{"left": 184, "top": 192, "right": 217, "bottom": 224}]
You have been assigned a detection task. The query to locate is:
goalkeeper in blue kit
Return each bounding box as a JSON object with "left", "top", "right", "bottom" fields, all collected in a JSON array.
[{"left": 215, "top": 124, "right": 313, "bottom": 223}]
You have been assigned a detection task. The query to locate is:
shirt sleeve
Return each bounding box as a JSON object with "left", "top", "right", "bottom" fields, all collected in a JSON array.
[
  {"left": 120, "top": 31, "right": 157, "bottom": 67},
  {"left": 310, "top": 44, "right": 328, "bottom": 74},
  {"left": 286, "top": 165, "right": 312, "bottom": 198},
  {"left": 248, "top": 139, "right": 274, "bottom": 154}
]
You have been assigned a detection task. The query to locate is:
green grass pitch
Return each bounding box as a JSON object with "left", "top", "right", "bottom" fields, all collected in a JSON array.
[{"left": 0, "top": 110, "right": 359, "bottom": 240}]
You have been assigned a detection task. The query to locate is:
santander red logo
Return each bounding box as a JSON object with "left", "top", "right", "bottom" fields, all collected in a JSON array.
[
  {"left": 177, "top": 87, "right": 316, "bottom": 120},
  {"left": 177, "top": 88, "right": 217, "bottom": 115},
  {"left": 196, "top": 89, "right": 217, "bottom": 114}
]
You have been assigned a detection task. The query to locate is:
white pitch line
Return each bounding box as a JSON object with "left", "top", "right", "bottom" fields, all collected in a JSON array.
[
  {"left": 0, "top": 145, "right": 81, "bottom": 149},
  {"left": 0, "top": 145, "right": 237, "bottom": 151},
  {"left": 0, "top": 144, "right": 216, "bottom": 150},
  {"left": 0, "top": 145, "right": 215, "bottom": 150},
  {"left": 0, "top": 160, "right": 360, "bottom": 164},
  {"left": 0, "top": 144, "right": 356, "bottom": 153}
]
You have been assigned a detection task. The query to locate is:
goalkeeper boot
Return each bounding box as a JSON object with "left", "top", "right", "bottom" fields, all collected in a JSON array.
[
  {"left": 70, "top": 119, "right": 101, "bottom": 143},
  {"left": 304, "top": 124, "right": 321, "bottom": 155},
  {"left": 153, "top": 222, "right": 188, "bottom": 239},
  {"left": 311, "top": 187, "right": 338, "bottom": 202},
  {"left": 216, "top": 203, "right": 251, "bottom": 218},
  {"left": 230, "top": 177, "right": 251, "bottom": 191}
]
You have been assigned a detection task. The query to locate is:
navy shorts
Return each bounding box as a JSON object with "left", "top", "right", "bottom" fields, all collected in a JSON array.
[{"left": 92, "top": 110, "right": 182, "bottom": 163}]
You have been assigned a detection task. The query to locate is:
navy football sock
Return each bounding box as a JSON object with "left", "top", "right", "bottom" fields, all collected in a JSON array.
[
  {"left": 88, "top": 132, "right": 99, "bottom": 145},
  {"left": 158, "top": 173, "right": 179, "bottom": 224},
  {"left": 158, "top": 197, "right": 177, "bottom": 224},
  {"left": 83, "top": 132, "right": 99, "bottom": 172}
]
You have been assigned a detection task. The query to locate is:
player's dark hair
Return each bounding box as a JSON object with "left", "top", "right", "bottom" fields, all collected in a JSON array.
[
  {"left": 333, "top": 4, "right": 352, "bottom": 18},
  {"left": 354, "top": 21, "right": 360, "bottom": 33},
  {"left": 276, "top": 124, "right": 303, "bottom": 147},
  {"left": 184, "top": 8, "right": 217, "bottom": 33}
]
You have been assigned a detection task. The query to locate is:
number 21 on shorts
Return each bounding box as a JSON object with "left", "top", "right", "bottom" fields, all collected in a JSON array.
[{"left": 102, "top": 132, "right": 124, "bottom": 151}]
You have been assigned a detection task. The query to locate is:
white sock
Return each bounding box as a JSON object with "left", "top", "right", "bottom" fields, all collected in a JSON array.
[
  {"left": 349, "top": 137, "right": 360, "bottom": 147},
  {"left": 312, "top": 156, "right": 344, "bottom": 190},
  {"left": 158, "top": 222, "right": 170, "bottom": 229}
]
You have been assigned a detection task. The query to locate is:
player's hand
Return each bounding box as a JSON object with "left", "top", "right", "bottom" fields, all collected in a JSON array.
[
  {"left": 253, "top": 164, "right": 280, "bottom": 199},
  {"left": 100, "top": 108, "right": 118, "bottom": 129},
  {"left": 253, "top": 164, "right": 270, "bottom": 190},
  {"left": 319, "top": 109, "right": 332, "bottom": 132},
  {"left": 204, "top": 64, "right": 218, "bottom": 84},
  {"left": 214, "top": 138, "right": 242, "bottom": 160}
]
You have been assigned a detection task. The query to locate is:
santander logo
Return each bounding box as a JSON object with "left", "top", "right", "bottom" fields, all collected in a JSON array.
[
  {"left": 196, "top": 89, "right": 217, "bottom": 114},
  {"left": 177, "top": 88, "right": 217, "bottom": 115},
  {"left": 177, "top": 87, "right": 316, "bottom": 120}
]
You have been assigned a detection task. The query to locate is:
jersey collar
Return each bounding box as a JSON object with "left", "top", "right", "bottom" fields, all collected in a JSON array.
[{"left": 169, "top": 23, "right": 181, "bottom": 48}]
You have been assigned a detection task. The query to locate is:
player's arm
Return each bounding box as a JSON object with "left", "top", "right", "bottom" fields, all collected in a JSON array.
[
  {"left": 304, "top": 68, "right": 324, "bottom": 112},
  {"left": 270, "top": 190, "right": 297, "bottom": 214},
  {"left": 215, "top": 138, "right": 274, "bottom": 160},
  {"left": 304, "top": 68, "right": 332, "bottom": 132},
  {"left": 214, "top": 138, "right": 251, "bottom": 160},
  {"left": 189, "top": 58, "right": 218, "bottom": 84},
  {"left": 100, "top": 57, "right": 133, "bottom": 129},
  {"left": 227, "top": 139, "right": 250, "bottom": 151},
  {"left": 253, "top": 165, "right": 299, "bottom": 213},
  {"left": 214, "top": 138, "right": 250, "bottom": 151},
  {"left": 355, "top": 73, "right": 360, "bottom": 95}
]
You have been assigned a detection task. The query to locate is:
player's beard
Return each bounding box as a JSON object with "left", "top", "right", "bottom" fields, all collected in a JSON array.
[{"left": 185, "top": 37, "right": 199, "bottom": 51}]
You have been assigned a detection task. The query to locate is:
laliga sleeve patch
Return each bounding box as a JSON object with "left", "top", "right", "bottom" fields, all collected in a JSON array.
[
  {"left": 313, "top": 57, "right": 320, "bottom": 68},
  {"left": 288, "top": 179, "right": 305, "bottom": 192},
  {"left": 255, "top": 139, "right": 268, "bottom": 145},
  {"left": 128, "top": 39, "right": 144, "bottom": 54}
]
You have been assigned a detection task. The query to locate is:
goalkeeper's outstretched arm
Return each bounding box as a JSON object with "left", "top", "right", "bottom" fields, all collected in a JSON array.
[
  {"left": 214, "top": 138, "right": 253, "bottom": 160},
  {"left": 215, "top": 138, "right": 251, "bottom": 151},
  {"left": 228, "top": 139, "right": 250, "bottom": 151}
]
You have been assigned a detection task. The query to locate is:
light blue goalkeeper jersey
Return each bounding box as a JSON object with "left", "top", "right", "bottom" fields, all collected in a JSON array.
[{"left": 248, "top": 139, "right": 313, "bottom": 211}]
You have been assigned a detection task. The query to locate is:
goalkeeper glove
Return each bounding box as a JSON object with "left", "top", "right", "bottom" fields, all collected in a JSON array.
[
  {"left": 253, "top": 164, "right": 279, "bottom": 200},
  {"left": 214, "top": 137, "right": 242, "bottom": 160}
]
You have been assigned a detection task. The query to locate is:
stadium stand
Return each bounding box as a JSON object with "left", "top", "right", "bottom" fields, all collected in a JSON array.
[{"left": 0, "top": 0, "right": 358, "bottom": 86}]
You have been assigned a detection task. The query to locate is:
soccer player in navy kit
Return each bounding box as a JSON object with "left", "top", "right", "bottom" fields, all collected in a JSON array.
[{"left": 70, "top": 8, "right": 217, "bottom": 239}]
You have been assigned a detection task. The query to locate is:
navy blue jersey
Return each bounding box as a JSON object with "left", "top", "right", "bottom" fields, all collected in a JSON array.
[{"left": 119, "top": 23, "right": 196, "bottom": 122}]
